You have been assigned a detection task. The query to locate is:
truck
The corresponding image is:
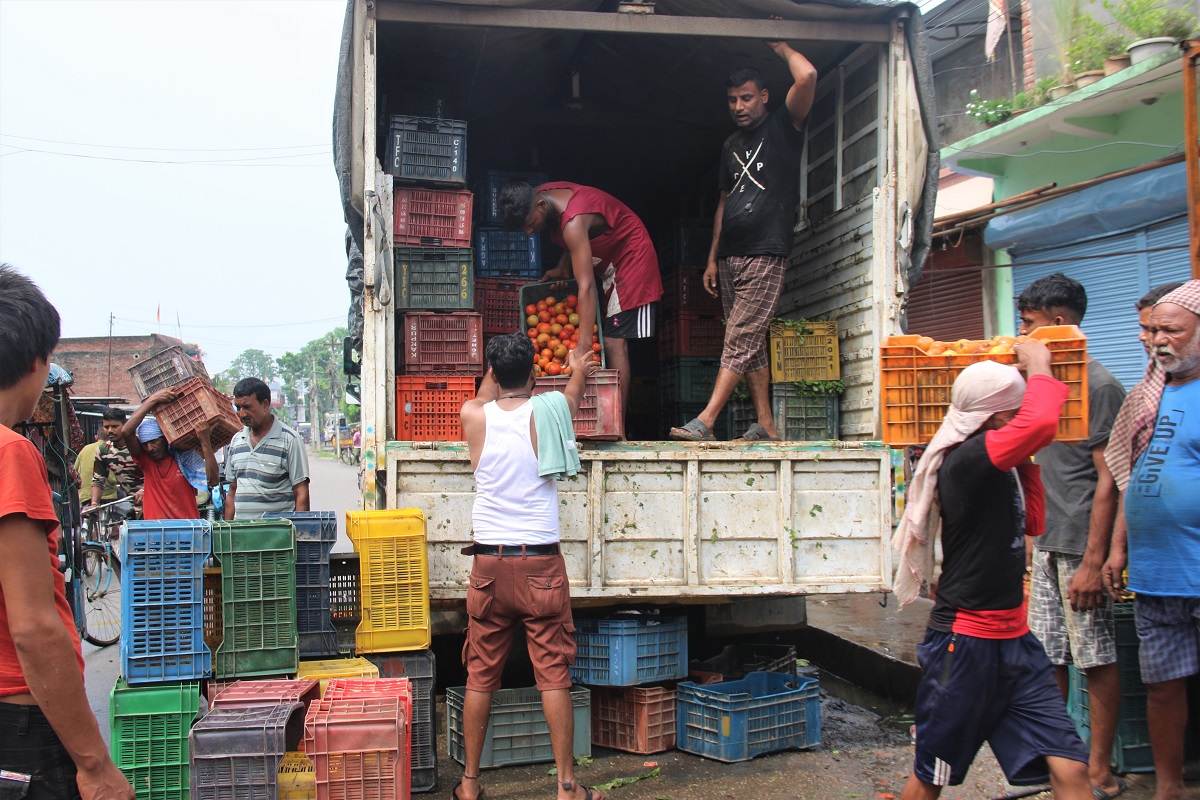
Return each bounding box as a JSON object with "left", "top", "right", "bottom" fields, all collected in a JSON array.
[{"left": 333, "top": 0, "right": 938, "bottom": 635}]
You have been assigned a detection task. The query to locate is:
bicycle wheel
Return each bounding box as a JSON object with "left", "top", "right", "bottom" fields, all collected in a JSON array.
[{"left": 80, "top": 544, "right": 122, "bottom": 647}]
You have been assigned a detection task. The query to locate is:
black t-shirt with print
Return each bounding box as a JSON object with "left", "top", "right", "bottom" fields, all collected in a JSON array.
[{"left": 717, "top": 104, "right": 805, "bottom": 259}]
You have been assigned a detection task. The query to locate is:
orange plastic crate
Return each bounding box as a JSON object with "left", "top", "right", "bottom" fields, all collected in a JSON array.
[
  {"left": 880, "top": 325, "right": 1088, "bottom": 447},
  {"left": 395, "top": 376, "right": 475, "bottom": 441},
  {"left": 531, "top": 369, "right": 623, "bottom": 441},
  {"left": 155, "top": 377, "right": 242, "bottom": 452},
  {"left": 590, "top": 685, "right": 676, "bottom": 754}
]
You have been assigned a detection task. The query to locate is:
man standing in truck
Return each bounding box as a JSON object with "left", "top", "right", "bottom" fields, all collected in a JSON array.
[
  {"left": 1016, "top": 274, "right": 1127, "bottom": 800},
  {"left": 455, "top": 335, "right": 604, "bottom": 800},
  {"left": 671, "top": 39, "right": 816, "bottom": 442},
  {"left": 497, "top": 180, "right": 662, "bottom": 416}
]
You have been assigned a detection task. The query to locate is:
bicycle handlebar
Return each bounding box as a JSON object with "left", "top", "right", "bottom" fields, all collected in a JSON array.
[{"left": 80, "top": 498, "right": 131, "bottom": 516}]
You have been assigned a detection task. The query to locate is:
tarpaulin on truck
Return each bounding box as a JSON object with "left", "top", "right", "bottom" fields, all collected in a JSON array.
[{"left": 334, "top": 0, "right": 939, "bottom": 353}]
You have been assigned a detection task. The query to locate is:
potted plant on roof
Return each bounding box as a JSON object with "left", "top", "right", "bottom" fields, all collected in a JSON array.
[
  {"left": 1066, "top": 14, "right": 1129, "bottom": 85},
  {"left": 965, "top": 89, "right": 1013, "bottom": 126},
  {"left": 1103, "top": 0, "right": 1198, "bottom": 63}
]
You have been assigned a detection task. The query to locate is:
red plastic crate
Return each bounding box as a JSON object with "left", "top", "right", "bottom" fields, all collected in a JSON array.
[
  {"left": 155, "top": 377, "right": 242, "bottom": 452},
  {"left": 395, "top": 376, "right": 475, "bottom": 442},
  {"left": 400, "top": 312, "right": 483, "bottom": 376},
  {"left": 325, "top": 678, "right": 413, "bottom": 786},
  {"left": 393, "top": 188, "right": 472, "bottom": 247},
  {"left": 661, "top": 265, "right": 722, "bottom": 315},
  {"left": 591, "top": 685, "right": 676, "bottom": 754},
  {"left": 531, "top": 370, "right": 623, "bottom": 441},
  {"left": 308, "top": 697, "right": 408, "bottom": 800},
  {"left": 659, "top": 313, "right": 725, "bottom": 358},
  {"left": 210, "top": 678, "right": 320, "bottom": 715},
  {"left": 474, "top": 277, "right": 522, "bottom": 336}
]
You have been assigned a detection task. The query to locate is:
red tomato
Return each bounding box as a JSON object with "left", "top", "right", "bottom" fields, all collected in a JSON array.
[
  {"left": 525, "top": 304, "right": 538, "bottom": 316},
  {"left": 537, "top": 301, "right": 548, "bottom": 312},
  {"left": 546, "top": 362, "right": 562, "bottom": 376},
  {"left": 545, "top": 295, "right": 557, "bottom": 307},
  {"left": 565, "top": 294, "right": 578, "bottom": 308},
  {"left": 554, "top": 314, "right": 568, "bottom": 325},
  {"left": 591, "top": 342, "right": 602, "bottom": 352}
]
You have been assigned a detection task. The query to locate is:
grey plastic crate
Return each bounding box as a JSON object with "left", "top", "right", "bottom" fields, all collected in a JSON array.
[
  {"left": 447, "top": 685, "right": 590, "bottom": 769},
  {"left": 365, "top": 649, "right": 437, "bottom": 792},
  {"left": 189, "top": 702, "right": 303, "bottom": 800}
]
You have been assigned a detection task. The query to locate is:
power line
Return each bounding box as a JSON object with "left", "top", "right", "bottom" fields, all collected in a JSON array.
[
  {"left": 0, "top": 134, "right": 327, "bottom": 153},
  {"left": 0, "top": 146, "right": 329, "bottom": 166},
  {"left": 114, "top": 315, "right": 344, "bottom": 330},
  {"left": 945, "top": 139, "right": 1183, "bottom": 157}
]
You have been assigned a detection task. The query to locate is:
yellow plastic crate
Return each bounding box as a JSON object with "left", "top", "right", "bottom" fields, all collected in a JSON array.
[
  {"left": 295, "top": 657, "right": 379, "bottom": 697},
  {"left": 769, "top": 320, "right": 839, "bottom": 382},
  {"left": 346, "top": 509, "right": 431, "bottom": 653},
  {"left": 276, "top": 751, "right": 315, "bottom": 800}
]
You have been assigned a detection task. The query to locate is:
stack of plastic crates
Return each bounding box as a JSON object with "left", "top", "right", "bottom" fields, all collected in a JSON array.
[
  {"left": 189, "top": 702, "right": 305, "bottom": 800},
  {"left": 266, "top": 511, "right": 339, "bottom": 659},
  {"left": 211, "top": 520, "right": 298, "bottom": 679},
  {"left": 324, "top": 677, "right": 414, "bottom": 793},
  {"left": 120, "top": 520, "right": 212, "bottom": 683},
  {"left": 110, "top": 678, "right": 201, "bottom": 800},
  {"left": 307, "top": 695, "right": 409, "bottom": 800},
  {"left": 346, "top": 509, "right": 431, "bottom": 654},
  {"left": 365, "top": 650, "right": 438, "bottom": 792}
]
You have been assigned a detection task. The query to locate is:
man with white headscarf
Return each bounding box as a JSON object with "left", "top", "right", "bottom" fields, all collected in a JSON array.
[
  {"left": 1102, "top": 279, "right": 1200, "bottom": 800},
  {"left": 894, "top": 339, "right": 1091, "bottom": 800},
  {"left": 120, "top": 386, "right": 218, "bottom": 520}
]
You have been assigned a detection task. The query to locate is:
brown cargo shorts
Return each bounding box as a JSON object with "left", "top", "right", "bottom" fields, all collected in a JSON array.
[{"left": 462, "top": 553, "right": 577, "bottom": 692}]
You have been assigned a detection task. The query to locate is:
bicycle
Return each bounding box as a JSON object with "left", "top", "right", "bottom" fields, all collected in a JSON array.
[
  {"left": 339, "top": 446, "right": 360, "bottom": 466},
  {"left": 77, "top": 500, "right": 125, "bottom": 647}
]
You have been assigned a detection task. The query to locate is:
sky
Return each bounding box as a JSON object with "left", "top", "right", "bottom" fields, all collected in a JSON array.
[{"left": 0, "top": 0, "right": 350, "bottom": 374}]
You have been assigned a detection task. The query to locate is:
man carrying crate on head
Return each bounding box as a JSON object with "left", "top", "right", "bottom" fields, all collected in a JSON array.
[
  {"left": 892, "top": 340, "right": 1093, "bottom": 800},
  {"left": 121, "top": 387, "right": 219, "bottom": 521},
  {"left": 455, "top": 335, "right": 606, "bottom": 800}
]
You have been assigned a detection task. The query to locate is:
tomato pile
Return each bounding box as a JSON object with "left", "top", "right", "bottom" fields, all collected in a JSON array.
[
  {"left": 525, "top": 293, "right": 602, "bottom": 376},
  {"left": 913, "top": 335, "right": 1026, "bottom": 355}
]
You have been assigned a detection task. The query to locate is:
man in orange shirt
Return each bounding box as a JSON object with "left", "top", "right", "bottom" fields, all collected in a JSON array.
[{"left": 0, "top": 264, "right": 134, "bottom": 799}]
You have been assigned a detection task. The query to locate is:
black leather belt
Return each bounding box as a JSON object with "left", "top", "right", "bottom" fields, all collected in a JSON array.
[{"left": 465, "top": 543, "right": 560, "bottom": 556}]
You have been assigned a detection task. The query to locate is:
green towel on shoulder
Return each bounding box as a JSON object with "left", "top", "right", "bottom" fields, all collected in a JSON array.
[{"left": 531, "top": 391, "right": 580, "bottom": 479}]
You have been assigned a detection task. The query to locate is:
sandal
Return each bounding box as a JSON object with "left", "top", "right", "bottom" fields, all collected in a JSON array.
[
  {"left": 561, "top": 780, "right": 605, "bottom": 800},
  {"left": 451, "top": 776, "right": 485, "bottom": 800},
  {"left": 735, "top": 423, "right": 780, "bottom": 442},
  {"left": 1091, "top": 775, "right": 1126, "bottom": 800},
  {"left": 669, "top": 417, "right": 714, "bottom": 441}
]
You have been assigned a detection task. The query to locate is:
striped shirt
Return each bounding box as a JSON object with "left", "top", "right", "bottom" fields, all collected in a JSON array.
[{"left": 226, "top": 418, "right": 309, "bottom": 519}]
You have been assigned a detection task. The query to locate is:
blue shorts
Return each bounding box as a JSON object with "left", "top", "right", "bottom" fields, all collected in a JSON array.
[
  {"left": 912, "top": 629, "right": 1087, "bottom": 787},
  {"left": 1134, "top": 595, "right": 1200, "bottom": 684}
]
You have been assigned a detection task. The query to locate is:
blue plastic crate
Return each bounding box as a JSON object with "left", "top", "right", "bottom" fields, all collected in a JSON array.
[
  {"left": 120, "top": 520, "right": 212, "bottom": 683},
  {"left": 295, "top": 560, "right": 330, "bottom": 588},
  {"left": 264, "top": 511, "right": 336, "bottom": 543},
  {"left": 677, "top": 672, "right": 821, "bottom": 762},
  {"left": 480, "top": 169, "right": 549, "bottom": 226},
  {"left": 474, "top": 228, "right": 541, "bottom": 279},
  {"left": 570, "top": 616, "right": 687, "bottom": 686}
]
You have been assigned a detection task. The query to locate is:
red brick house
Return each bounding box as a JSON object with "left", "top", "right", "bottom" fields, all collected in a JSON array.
[{"left": 53, "top": 334, "right": 205, "bottom": 403}]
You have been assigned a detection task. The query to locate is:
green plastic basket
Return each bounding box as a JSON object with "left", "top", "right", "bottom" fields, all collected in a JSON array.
[
  {"left": 211, "top": 520, "right": 298, "bottom": 678},
  {"left": 109, "top": 678, "right": 201, "bottom": 800}
]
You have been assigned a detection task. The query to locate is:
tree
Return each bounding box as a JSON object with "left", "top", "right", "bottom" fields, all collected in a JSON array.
[
  {"left": 276, "top": 328, "right": 352, "bottom": 436},
  {"left": 220, "top": 348, "right": 279, "bottom": 387}
]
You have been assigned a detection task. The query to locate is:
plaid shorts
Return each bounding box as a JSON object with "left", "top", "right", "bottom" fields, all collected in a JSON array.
[
  {"left": 718, "top": 255, "right": 786, "bottom": 374},
  {"left": 1134, "top": 594, "right": 1200, "bottom": 684},
  {"left": 1027, "top": 549, "right": 1117, "bottom": 669}
]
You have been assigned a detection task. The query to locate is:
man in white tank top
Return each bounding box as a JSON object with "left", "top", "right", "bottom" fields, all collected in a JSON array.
[{"left": 456, "top": 334, "right": 604, "bottom": 800}]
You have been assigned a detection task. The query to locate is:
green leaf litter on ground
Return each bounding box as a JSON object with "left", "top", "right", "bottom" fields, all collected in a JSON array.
[
  {"left": 591, "top": 767, "right": 661, "bottom": 791},
  {"left": 547, "top": 756, "right": 597, "bottom": 775}
]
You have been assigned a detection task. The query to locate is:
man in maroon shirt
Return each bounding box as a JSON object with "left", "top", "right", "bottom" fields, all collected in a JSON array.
[
  {"left": 498, "top": 181, "right": 663, "bottom": 415},
  {"left": 893, "top": 341, "right": 1091, "bottom": 800}
]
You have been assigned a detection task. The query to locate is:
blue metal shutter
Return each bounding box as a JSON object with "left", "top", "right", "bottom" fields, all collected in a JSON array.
[{"left": 1011, "top": 214, "right": 1189, "bottom": 389}]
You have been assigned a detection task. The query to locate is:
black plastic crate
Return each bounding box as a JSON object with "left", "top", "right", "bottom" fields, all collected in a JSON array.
[
  {"left": 384, "top": 116, "right": 467, "bottom": 186},
  {"left": 364, "top": 650, "right": 438, "bottom": 792},
  {"left": 480, "top": 169, "right": 549, "bottom": 225},
  {"left": 692, "top": 644, "right": 799, "bottom": 682}
]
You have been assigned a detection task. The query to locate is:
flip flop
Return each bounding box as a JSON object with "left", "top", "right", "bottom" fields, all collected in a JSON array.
[
  {"left": 736, "top": 423, "right": 780, "bottom": 442},
  {"left": 450, "top": 780, "right": 485, "bottom": 800},
  {"left": 563, "top": 782, "right": 605, "bottom": 800},
  {"left": 1091, "top": 775, "right": 1126, "bottom": 800},
  {"left": 669, "top": 417, "right": 714, "bottom": 441}
]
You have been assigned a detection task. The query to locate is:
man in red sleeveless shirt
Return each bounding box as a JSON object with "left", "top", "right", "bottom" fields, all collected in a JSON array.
[
  {"left": 498, "top": 181, "right": 663, "bottom": 415},
  {"left": 0, "top": 264, "right": 134, "bottom": 799}
]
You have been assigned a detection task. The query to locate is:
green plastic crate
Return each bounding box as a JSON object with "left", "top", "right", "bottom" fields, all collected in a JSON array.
[
  {"left": 659, "top": 357, "right": 720, "bottom": 405},
  {"left": 110, "top": 677, "right": 201, "bottom": 800},
  {"left": 446, "top": 685, "right": 590, "bottom": 768},
  {"left": 771, "top": 385, "right": 840, "bottom": 441},
  {"left": 211, "top": 520, "right": 298, "bottom": 678},
  {"left": 395, "top": 246, "right": 474, "bottom": 310}
]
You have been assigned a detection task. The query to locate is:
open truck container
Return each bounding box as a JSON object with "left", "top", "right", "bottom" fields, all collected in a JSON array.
[{"left": 334, "top": 0, "right": 937, "bottom": 633}]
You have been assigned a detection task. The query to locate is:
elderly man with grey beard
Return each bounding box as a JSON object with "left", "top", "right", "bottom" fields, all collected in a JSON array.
[{"left": 1103, "top": 279, "right": 1200, "bottom": 800}]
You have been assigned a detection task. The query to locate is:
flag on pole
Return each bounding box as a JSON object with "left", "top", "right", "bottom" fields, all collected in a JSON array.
[
  {"left": 156, "top": 304, "right": 161, "bottom": 323},
  {"left": 985, "top": 0, "right": 1007, "bottom": 61}
]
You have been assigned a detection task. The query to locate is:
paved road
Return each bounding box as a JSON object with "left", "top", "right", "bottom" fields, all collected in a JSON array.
[{"left": 305, "top": 447, "right": 361, "bottom": 554}]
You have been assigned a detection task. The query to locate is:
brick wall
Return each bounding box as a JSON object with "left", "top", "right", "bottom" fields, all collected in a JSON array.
[{"left": 53, "top": 334, "right": 202, "bottom": 402}]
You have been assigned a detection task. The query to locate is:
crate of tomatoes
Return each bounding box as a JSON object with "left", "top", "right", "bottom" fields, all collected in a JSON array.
[
  {"left": 880, "top": 324, "right": 1088, "bottom": 447},
  {"left": 518, "top": 280, "right": 605, "bottom": 377}
]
